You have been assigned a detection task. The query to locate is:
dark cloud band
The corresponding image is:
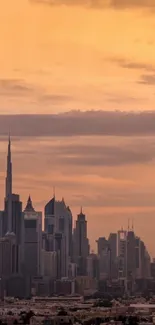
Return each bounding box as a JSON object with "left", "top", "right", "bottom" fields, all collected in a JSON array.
[{"left": 0, "top": 111, "right": 155, "bottom": 137}]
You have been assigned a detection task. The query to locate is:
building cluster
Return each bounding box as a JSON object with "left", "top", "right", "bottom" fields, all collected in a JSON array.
[{"left": 0, "top": 137, "right": 155, "bottom": 298}]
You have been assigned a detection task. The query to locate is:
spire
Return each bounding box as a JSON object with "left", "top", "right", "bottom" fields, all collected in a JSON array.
[
  {"left": 5, "top": 134, "right": 12, "bottom": 232},
  {"left": 80, "top": 206, "right": 83, "bottom": 214},
  {"left": 53, "top": 186, "right": 55, "bottom": 199},
  {"left": 5, "top": 133, "right": 12, "bottom": 199},
  {"left": 24, "top": 195, "right": 35, "bottom": 212}
]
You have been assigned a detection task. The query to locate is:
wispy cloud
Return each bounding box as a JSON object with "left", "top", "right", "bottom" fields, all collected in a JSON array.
[
  {"left": 139, "top": 74, "right": 155, "bottom": 85},
  {"left": 0, "top": 78, "right": 71, "bottom": 104},
  {"left": 109, "top": 57, "right": 155, "bottom": 72},
  {"left": 30, "top": 0, "right": 155, "bottom": 9},
  {"left": 0, "top": 79, "right": 34, "bottom": 97}
]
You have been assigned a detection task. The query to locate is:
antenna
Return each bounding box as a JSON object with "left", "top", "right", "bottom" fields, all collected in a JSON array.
[
  {"left": 128, "top": 218, "right": 130, "bottom": 231},
  {"left": 53, "top": 186, "right": 55, "bottom": 199},
  {"left": 132, "top": 218, "right": 134, "bottom": 231}
]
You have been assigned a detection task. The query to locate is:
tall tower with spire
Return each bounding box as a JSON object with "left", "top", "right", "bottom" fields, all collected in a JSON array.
[
  {"left": 2, "top": 136, "right": 24, "bottom": 276},
  {"left": 5, "top": 134, "right": 12, "bottom": 199},
  {"left": 73, "top": 208, "right": 89, "bottom": 276},
  {"left": 4, "top": 135, "right": 13, "bottom": 233}
]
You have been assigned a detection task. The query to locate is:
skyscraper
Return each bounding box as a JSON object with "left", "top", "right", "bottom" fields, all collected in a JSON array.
[
  {"left": 96, "top": 237, "right": 108, "bottom": 256},
  {"left": 44, "top": 197, "right": 55, "bottom": 235},
  {"left": 3, "top": 135, "right": 12, "bottom": 234},
  {"left": 108, "top": 233, "right": 117, "bottom": 279},
  {"left": 117, "top": 230, "right": 127, "bottom": 281},
  {"left": 54, "top": 198, "right": 73, "bottom": 278},
  {"left": 23, "top": 196, "right": 42, "bottom": 277},
  {"left": 73, "top": 208, "right": 89, "bottom": 276},
  {"left": 127, "top": 230, "right": 136, "bottom": 279},
  {"left": 2, "top": 136, "right": 24, "bottom": 274},
  {"left": 44, "top": 197, "right": 55, "bottom": 252}
]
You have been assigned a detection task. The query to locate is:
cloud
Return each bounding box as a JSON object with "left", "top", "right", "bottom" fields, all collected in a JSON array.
[
  {"left": 139, "top": 74, "right": 155, "bottom": 85},
  {"left": 37, "top": 140, "right": 155, "bottom": 167},
  {"left": 30, "top": 0, "right": 155, "bottom": 9},
  {"left": 109, "top": 58, "right": 155, "bottom": 72},
  {"left": 0, "top": 111, "right": 155, "bottom": 137},
  {"left": 39, "top": 94, "right": 72, "bottom": 103},
  {"left": 0, "top": 78, "right": 71, "bottom": 104},
  {"left": 0, "top": 79, "right": 34, "bottom": 97},
  {"left": 109, "top": 59, "right": 155, "bottom": 86},
  {"left": 111, "top": 0, "right": 155, "bottom": 8},
  {"left": 53, "top": 142, "right": 155, "bottom": 166}
]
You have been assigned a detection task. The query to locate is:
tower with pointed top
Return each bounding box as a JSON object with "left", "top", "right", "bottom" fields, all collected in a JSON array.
[
  {"left": 23, "top": 196, "right": 42, "bottom": 276},
  {"left": 73, "top": 208, "right": 89, "bottom": 276},
  {"left": 5, "top": 134, "right": 12, "bottom": 200},
  {"left": 5, "top": 135, "right": 12, "bottom": 233},
  {"left": 2, "top": 136, "right": 24, "bottom": 276}
]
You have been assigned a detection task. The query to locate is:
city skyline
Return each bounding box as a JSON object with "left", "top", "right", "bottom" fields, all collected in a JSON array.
[
  {"left": 1, "top": 0, "right": 155, "bottom": 257},
  {"left": 0, "top": 135, "right": 154, "bottom": 259},
  {"left": 0, "top": 135, "right": 153, "bottom": 298}
]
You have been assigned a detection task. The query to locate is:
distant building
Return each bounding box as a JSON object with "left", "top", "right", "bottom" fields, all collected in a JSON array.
[
  {"left": 43, "top": 250, "right": 57, "bottom": 278},
  {"left": 54, "top": 278, "right": 75, "bottom": 295},
  {"left": 44, "top": 197, "right": 73, "bottom": 278},
  {"left": 68, "top": 263, "right": 77, "bottom": 279},
  {"left": 99, "top": 247, "right": 111, "bottom": 280},
  {"left": 44, "top": 197, "right": 55, "bottom": 252},
  {"left": 96, "top": 237, "right": 107, "bottom": 256},
  {"left": 73, "top": 208, "right": 89, "bottom": 276},
  {"left": 23, "top": 196, "right": 42, "bottom": 277},
  {"left": 54, "top": 199, "right": 73, "bottom": 278},
  {"left": 75, "top": 276, "right": 97, "bottom": 295},
  {"left": 108, "top": 233, "right": 117, "bottom": 279},
  {"left": 117, "top": 230, "right": 127, "bottom": 283},
  {"left": 135, "top": 236, "right": 142, "bottom": 278},
  {"left": 127, "top": 230, "right": 136, "bottom": 279},
  {"left": 0, "top": 232, "right": 18, "bottom": 277},
  {"left": 44, "top": 197, "right": 55, "bottom": 235},
  {"left": 2, "top": 136, "right": 24, "bottom": 275},
  {"left": 87, "top": 253, "right": 99, "bottom": 279},
  {"left": 0, "top": 211, "right": 3, "bottom": 237}
]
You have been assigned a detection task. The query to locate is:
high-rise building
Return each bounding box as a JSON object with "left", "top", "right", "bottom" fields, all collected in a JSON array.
[
  {"left": 87, "top": 253, "right": 99, "bottom": 279},
  {"left": 0, "top": 211, "right": 3, "bottom": 237},
  {"left": 0, "top": 232, "right": 19, "bottom": 277},
  {"left": 44, "top": 197, "right": 55, "bottom": 253},
  {"left": 73, "top": 208, "right": 89, "bottom": 276},
  {"left": 108, "top": 233, "right": 117, "bottom": 279},
  {"left": 4, "top": 195, "right": 23, "bottom": 241},
  {"left": 127, "top": 230, "right": 136, "bottom": 279},
  {"left": 44, "top": 197, "right": 55, "bottom": 235},
  {"left": 117, "top": 230, "right": 127, "bottom": 281},
  {"left": 135, "top": 236, "right": 141, "bottom": 278},
  {"left": 54, "top": 198, "right": 73, "bottom": 278},
  {"left": 96, "top": 237, "right": 108, "bottom": 256},
  {"left": 99, "top": 247, "right": 111, "bottom": 280},
  {"left": 43, "top": 251, "right": 57, "bottom": 278},
  {"left": 44, "top": 196, "right": 73, "bottom": 278},
  {"left": 23, "top": 196, "right": 42, "bottom": 277},
  {"left": 2, "top": 137, "right": 24, "bottom": 274}
]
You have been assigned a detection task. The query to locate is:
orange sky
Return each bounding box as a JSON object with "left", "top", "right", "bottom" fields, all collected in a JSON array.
[
  {"left": 1, "top": 0, "right": 155, "bottom": 255},
  {"left": 1, "top": 0, "right": 155, "bottom": 113}
]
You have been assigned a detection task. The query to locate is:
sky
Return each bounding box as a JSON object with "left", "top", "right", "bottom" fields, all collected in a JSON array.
[{"left": 1, "top": 0, "right": 155, "bottom": 255}]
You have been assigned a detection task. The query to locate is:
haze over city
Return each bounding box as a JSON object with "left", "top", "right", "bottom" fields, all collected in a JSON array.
[{"left": 1, "top": 0, "right": 155, "bottom": 256}]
